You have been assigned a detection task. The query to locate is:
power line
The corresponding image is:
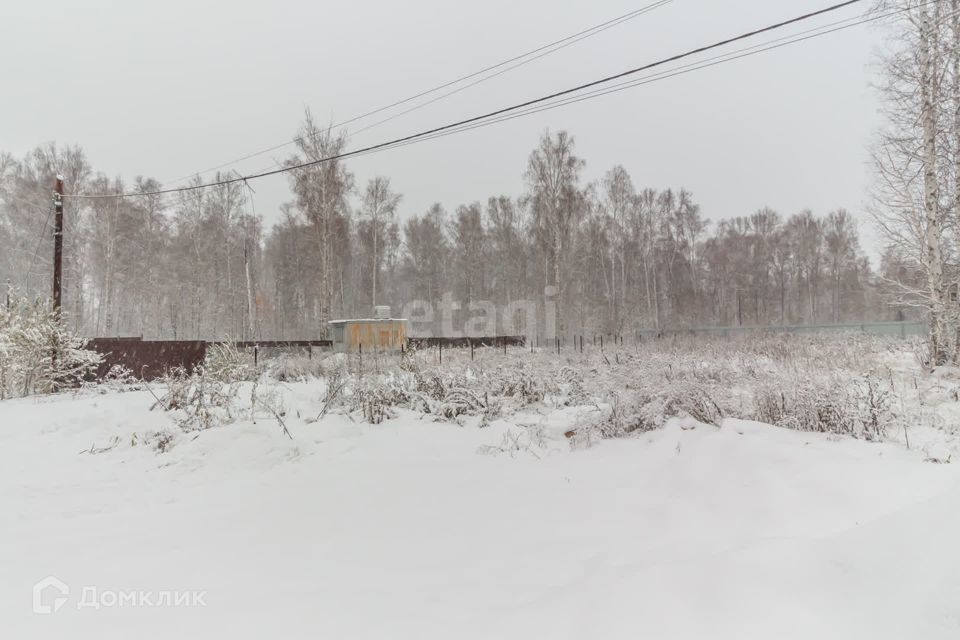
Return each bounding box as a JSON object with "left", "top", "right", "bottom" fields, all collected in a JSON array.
[
  {"left": 0, "top": 190, "right": 55, "bottom": 279},
  {"left": 256, "top": 0, "right": 909, "bottom": 177},
  {"left": 163, "top": 1, "right": 674, "bottom": 186},
  {"left": 67, "top": 0, "right": 866, "bottom": 200},
  {"left": 384, "top": 5, "right": 915, "bottom": 150},
  {"left": 25, "top": 207, "right": 53, "bottom": 280},
  {"left": 217, "top": 1, "right": 674, "bottom": 183},
  {"left": 257, "top": 0, "right": 672, "bottom": 173}
]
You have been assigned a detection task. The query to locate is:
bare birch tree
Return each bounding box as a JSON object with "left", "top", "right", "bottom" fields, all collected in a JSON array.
[
  {"left": 360, "top": 177, "right": 401, "bottom": 308},
  {"left": 871, "top": 0, "right": 955, "bottom": 364}
]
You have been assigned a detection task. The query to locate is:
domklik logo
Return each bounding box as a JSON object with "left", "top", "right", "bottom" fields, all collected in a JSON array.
[{"left": 32, "top": 576, "right": 69, "bottom": 614}]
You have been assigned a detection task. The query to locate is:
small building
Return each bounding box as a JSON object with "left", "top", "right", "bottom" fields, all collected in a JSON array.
[{"left": 328, "top": 307, "right": 408, "bottom": 352}]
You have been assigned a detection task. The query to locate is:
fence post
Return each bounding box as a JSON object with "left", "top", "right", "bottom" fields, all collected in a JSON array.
[{"left": 439, "top": 342, "right": 442, "bottom": 365}]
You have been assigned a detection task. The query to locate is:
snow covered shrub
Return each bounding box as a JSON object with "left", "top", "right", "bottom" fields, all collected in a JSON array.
[
  {"left": 585, "top": 380, "right": 722, "bottom": 442},
  {"left": 267, "top": 353, "right": 326, "bottom": 382},
  {"left": 86, "top": 364, "right": 140, "bottom": 393},
  {"left": 477, "top": 426, "right": 548, "bottom": 458},
  {"left": 131, "top": 429, "right": 177, "bottom": 453},
  {"left": 0, "top": 295, "right": 101, "bottom": 398},
  {"left": 414, "top": 369, "right": 447, "bottom": 400},
  {"left": 753, "top": 377, "right": 849, "bottom": 434},
  {"left": 436, "top": 387, "right": 496, "bottom": 421},
  {"left": 151, "top": 366, "right": 241, "bottom": 431},
  {"left": 333, "top": 365, "right": 503, "bottom": 425},
  {"left": 556, "top": 334, "right": 912, "bottom": 441},
  {"left": 753, "top": 372, "right": 895, "bottom": 439},
  {"left": 205, "top": 342, "right": 256, "bottom": 382},
  {"left": 569, "top": 424, "right": 602, "bottom": 451},
  {"left": 673, "top": 383, "right": 724, "bottom": 426},
  {"left": 556, "top": 365, "right": 592, "bottom": 406},
  {"left": 856, "top": 373, "right": 898, "bottom": 439},
  {"left": 491, "top": 364, "right": 553, "bottom": 405},
  {"left": 350, "top": 376, "right": 410, "bottom": 424},
  {"left": 321, "top": 363, "right": 347, "bottom": 409},
  {"left": 593, "top": 392, "right": 658, "bottom": 438}
]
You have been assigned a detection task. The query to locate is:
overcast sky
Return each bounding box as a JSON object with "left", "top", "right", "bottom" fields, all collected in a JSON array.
[{"left": 2, "top": 0, "right": 886, "bottom": 254}]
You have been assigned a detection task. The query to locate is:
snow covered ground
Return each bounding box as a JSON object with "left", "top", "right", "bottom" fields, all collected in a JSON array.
[{"left": 2, "top": 367, "right": 959, "bottom": 639}]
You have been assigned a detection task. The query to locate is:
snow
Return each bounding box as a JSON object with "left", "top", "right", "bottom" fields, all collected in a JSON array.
[{"left": 2, "top": 384, "right": 959, "bottom": 639}]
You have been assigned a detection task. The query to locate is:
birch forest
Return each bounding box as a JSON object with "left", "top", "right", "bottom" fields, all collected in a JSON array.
[{"left": 0, "top": 115, "right": 888, "bottom": 340}]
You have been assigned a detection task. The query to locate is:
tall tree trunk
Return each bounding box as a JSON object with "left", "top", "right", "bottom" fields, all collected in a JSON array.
[
  {"left": 372, "top": 226, "right": 378, "bottom": 309},
  {"left": 921, "top": 2, "right": 947, "bottom": 364},
  {"left": 642, "top": 252, "right": 653, "bottom": 329},
  {"left": 244, "top": 233, "right": 256, "bottom": 340},
  {"left": 952, "top": 0, "right": 960, "bottom": 360}
]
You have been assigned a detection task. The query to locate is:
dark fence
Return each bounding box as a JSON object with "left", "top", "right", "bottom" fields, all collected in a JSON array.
[
  {"left": 211, "top": 340, "right": 332, "bottom": 348},
  {"left": 634, "top": 321, "right": 926, "bottom": 340},
  {"left": 85, "top": 338, "right": 334, "bottom": 380},
  {"left": 85, "top": 336, "right": 533, "bottom": 380},
  {"left": 407, "top": 336, "right": 526, "bottom": 349},
  {"left": 86, "top": 338, "right": 208, "bottom": 381}
]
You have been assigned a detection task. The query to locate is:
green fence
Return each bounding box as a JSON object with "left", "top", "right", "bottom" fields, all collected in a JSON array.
[{"left": 636, "top": 321, "right": 925, "bottom": 340}]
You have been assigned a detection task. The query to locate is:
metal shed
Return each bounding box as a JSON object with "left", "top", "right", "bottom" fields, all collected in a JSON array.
[{"left": 327, "top": 317, "right": 408, "bottom": 352}]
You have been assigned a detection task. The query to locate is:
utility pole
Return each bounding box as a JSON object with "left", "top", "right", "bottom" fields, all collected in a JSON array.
[{"left": 53, "top": 174, "right": 64, "bottom": 320}]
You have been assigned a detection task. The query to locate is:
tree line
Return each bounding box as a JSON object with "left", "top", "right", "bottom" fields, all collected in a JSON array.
[{"left": 0, "top": 111, "right": 887, "bottom": 340}]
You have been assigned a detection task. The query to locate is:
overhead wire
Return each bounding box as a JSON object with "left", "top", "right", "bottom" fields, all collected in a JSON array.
[
  {"left": 163, "top": 1, "right": 674, "bottom": 187},
  {"left": 372, "top": 3, "right": 922, "bottom": 152},
  {"left": 24, "top": 207, "right": 53, "bottom": 280},
  {"left": 66, "top": 0, "right": 868, "bottom": 200}
]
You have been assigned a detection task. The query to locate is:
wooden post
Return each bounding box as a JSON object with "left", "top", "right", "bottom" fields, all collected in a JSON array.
[
  {"left": 439, "top": 342, "right": 442, "bottom": 365},
  {"left": 470, "top": 340, "right": 474, "bottom": 361}
]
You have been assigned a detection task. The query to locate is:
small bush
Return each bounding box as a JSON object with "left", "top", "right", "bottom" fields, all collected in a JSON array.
[
  {"left": 0, "top": 295, "right": 101, "bottom": 398},
  {"left": 753, "top": 372, "right": 897, "bottom": 439},
  {"left": 151, "top": 366, "right": 242, "bottom": 432},
  {"left": 205, "top": 342, "right": 256, "bottom": 382},
  {"left": 267, "top": 354, "right": 325, "bottom": 382}
]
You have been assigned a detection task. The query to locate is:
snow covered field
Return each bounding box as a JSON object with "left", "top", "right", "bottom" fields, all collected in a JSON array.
[{"left": 2, "top": 337, "right": 960, "bottom": 639}]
